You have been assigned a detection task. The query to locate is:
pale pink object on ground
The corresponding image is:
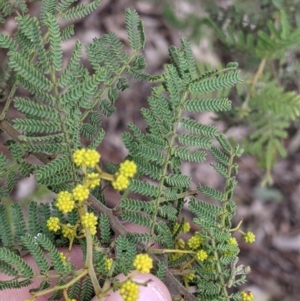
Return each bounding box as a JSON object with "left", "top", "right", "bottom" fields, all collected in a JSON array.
[{"left": 103, "top": 272, "right": 172, "bottom": 301}]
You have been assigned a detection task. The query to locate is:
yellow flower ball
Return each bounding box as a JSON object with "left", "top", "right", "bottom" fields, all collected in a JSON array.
[
  {"left": 73, "top": 149, "right": 100, "bottom": 168},
  {"left": 120, "top": 280, "right": 139, "bottom": 301},
  {"left": 84, "top": 149, "right": 100, "bottom": 168},
  {"left": 243, "top": 231, "right": 255, "bottom": 244},
  {"left": 61, "top": 224, "right": 74, "bottom": 239},
  {"left": 59, "top": 252, "right": 66, "bottom": 262},
  {"left": 55, "top": 191, "right": 75, "bottom": 214},
  {"left": 81, "top": 212, "right": 98, "bottom": 235},
  {"left": 46, "top": 217, "right": 60, "bottom": 232},
  {"left": 240, "top": 291, "right": 254, "bottom": 301},
  {"left": 196, "top": 250, "right": 208, "bottom": 262},
  {"left": 119, "top": 160, "right": 137, "bottom": 178},
  {"left": 186, "top": 273, "right": 195, "bottom": 281},
  {"left": 187, "top": 234, "right": 203, "bottom": 250},
  {"left": 73, "top": 149, "right": 86, "bottom": 166},
  {"left": 111, "top": 173, "right": 130, "bottom": 191},
  {"left": 133, "top": 254, "right": 153, "bottom": 274},
  {"left": 228, "top": 237, "right": 238, "bottom": 246},
  {"left": 104, "top": 273, "right": 172, "bottom": 301},
  {"left": 72, "top": 184, "right": 89, "bottom": 202},
  {"left": 86, "top": 172, "right": 101, "bottom": 188}
]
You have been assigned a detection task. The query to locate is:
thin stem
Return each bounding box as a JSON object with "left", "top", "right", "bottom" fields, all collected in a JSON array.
[
  {"left": 32, "top": 269, "right": 84, "bottom": 279},
  {"left": 0, "top": 83, "right": 18, "bottom": 120},
  {"left": 85, "top": 227, "right": 102, "bottom": 296},
  {"left": 51, "top": 69, "right": 77, "bottom": 182},
  {"left": 33, "top": 269, "right": 88, "bottom": 298},
  {"left": 77, "top": 205, "right": 102, "bottom": 296},
  {"left": 180, "top": 257, "right": 196, "bottom": 272},
  {"left": 230, "top": 219, "right": 243, "bottom": 232},
  {"left": 242, "top": 57, "right": 267, "bottom": 110},
  {"left": 147, "top": 90, "right": 189, "bottom": 249}
]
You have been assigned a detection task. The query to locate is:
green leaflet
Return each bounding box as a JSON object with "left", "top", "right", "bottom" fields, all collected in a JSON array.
[
  {"left": 125, "top": 8, "right": 145, "bottom": 50},
  {"left": 13, "top": 118, "right": 60, "bottom": 134},
  {"left": 189, "top": 71, "right": 242, "bottom": 94},
  {"left": 178, "top": 133, "right": 212, "bottom": 149},
  {"left": 9, "top": 51, "right": 52, "bottom": 90},
  {"left": 121, "top": 210, "right": 153, "bottom": 228},
  {"left": 0, "top": 205, "right": 13, "bottom": 247},
  {"left": 44, "top": 13, "right": 62, "bottom": 71},
  {"left": 35, "top": 233, "right": 69, "bottom": 273},
  {"left": 0, "top": 248, "right": 34, "bottom": 278},
  {"left": 0, "top": 34, "right": 17, "bottom": 51},
  {"left": 184, "top": 98, "right": 232, "bottom": 112},
  {"left": 80, "top": 277, "right": 94, "bottom": 301},
  {"left": 181, "top": 118, "right": 217, "bottom": 137},
  {"left": 63, "top": 0, "right": 101, "bottom": 21},
  {"left": 99, "top": 213, "right": 111, "bottom": 244},
  {"left": 14, "top": 97, "right": 59, "bottom": 120},
  {"left": 115, "top": 236, "right": 136, "bottom": 274},
  {"left": 21, "top": 234, "right": 50, "bottom": 274}
]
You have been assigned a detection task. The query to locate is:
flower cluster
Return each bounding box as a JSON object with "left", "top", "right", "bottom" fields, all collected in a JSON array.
[
  {"left": 46, "top": 217, "right": 60, "bottom": 232},
  {"left": 111, "top": 173, "right": 129, "bottom": 191},
  {"left": 119, "top": 160, "right": 137, "bottom": 178},
  {"left": 106, "top": 258, "right": 113, "bottom": 272},
  {"left": 74, "top": 149, "right": 137, "bottom": 191},
  {"left": 73, "top": 149, "right": 100, "bottom": 168},
  {"left": 55, "top": 184, "right": 91, "bottom": 215},
  {"left": 119, "top": 280, "right": 139, "bottom": 301},
  {"left": 81, "top": 212, "right": 98, "bottom": 235},
  {"left": 196, "top": 250, "right": 208, "bottom": 262},
  {"left": 228, "top": 237, "right": 238, "bottom": 246},
  {"left": 133, "top": 254, "right": 153, "bottom": 274},
  {"left": 243, "top": 231, "right": 255, "bottom": 244},
  {"left": 240, "top": 291, "right": 254, "bottom": 301},
  {"left": 46, "top": 149, "right": 138, "bottom": 241},
  {"left": 112, "top": 160, "right": 137, "bottom": 191},
  {"left": 61, "top": 224, "right": 75, "bottom": 239},
  {"left": 182, "top": 222, "right": 191, "bottom": 233},
  {"left": 72, "top": 184, "right": 89, "bottom": 202},
  {"left": 186, "top": 273, "right": 195, "bottom": 281},
  {"left": 56, "top": 191, "right": 75, "bottom": 214},
  {"left": 86, "top": 172, "right": 101, "bottom": 188},
  {"left": 187, "top": 234, "right": 203, "bottom": 250}
]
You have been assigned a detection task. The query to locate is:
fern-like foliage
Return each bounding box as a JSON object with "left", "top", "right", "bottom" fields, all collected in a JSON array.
[
  {"left": 0, "top": 0, "right": 28, "bottom": 23},
  {"left": 207, "top": 10, "right": 300, "bottom": 59},
  {"left": 203, "top": 8, "right": 300, "bottom": 184},
  {"left": 121, "top": 36, "right": 244, "bottom": 300},
  {"left": 0, "top": 202, "right": 59, "bottom": 253},
  {"left": 0, "top": 3, "right": 249, "bottom": 301},
  {"left": 0, "top": 3, "right": 148, "bottom": 194},
  {"left": 244, "top": 81, "right": 300, "bottom": 179}
]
